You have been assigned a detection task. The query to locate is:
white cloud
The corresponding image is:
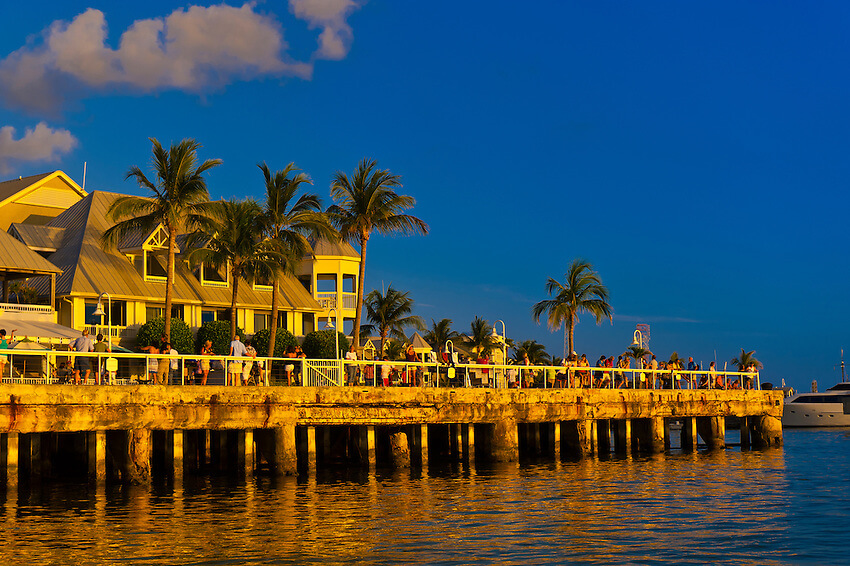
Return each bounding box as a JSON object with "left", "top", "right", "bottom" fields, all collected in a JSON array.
[
  {"left": 0, "top": 123, "right": 78, "bottom": 174},
  {"left": 0, "top": 3, "right": 318, "bottom": 113},
  {"left": 289, "top": 0, "right": 361, "bottom": 60}
]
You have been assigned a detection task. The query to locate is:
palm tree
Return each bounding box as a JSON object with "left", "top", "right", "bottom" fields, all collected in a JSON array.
[
  {"left": 512, "top": 340, "right": 551, "bottom": 365},
  {"left": 423, "top": 318, "right": 461, "bottom": 352},
  {"left": 731, "top": 348, "right": 762, "bottom": 371},
  {"left": 360, "top": 285, "right": 425, "bottom": 354},
  {"left": 101, "top": 138, "right": 221, "bottom": 344},
  {"left": 624, "top": 345, "right": 652, "bottom": 367},
  {"left": 327, "top": 158, "right": 429, "bottom": 354},
  {"left": 384, "top": 339, "right": 406, "bottom": 361},
  {"left": 465, "top": 316, "right": 496, "bottom": 358},
  {"left": 531, "top": 258, "right": 613, "bottom": 356},
  {"left": 259, "top": 162, "right": 335, "bottom": 358},
  {"left": 189, "top": 198, "right": 282, "bottom": 339}
]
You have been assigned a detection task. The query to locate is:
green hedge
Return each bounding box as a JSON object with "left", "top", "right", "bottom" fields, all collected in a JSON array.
[
  {"left": 136, "top": 317, "right": 194, "bottom": 354},
  {"left": 195, "top": 320, "right": 244, "bottom": 355},
  {"left": 252, "top": 328, "right": 298, "bottom": 357},
  {"left": 301, "top": 330, "right": 349, "bottom": 359}
]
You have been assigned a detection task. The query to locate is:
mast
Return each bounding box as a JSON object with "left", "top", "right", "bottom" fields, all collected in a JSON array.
[{"left": 842, "top": 349, "right": 846, "bottom": 383}]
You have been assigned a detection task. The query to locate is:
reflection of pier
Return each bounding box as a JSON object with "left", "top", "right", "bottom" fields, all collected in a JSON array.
[{"left": 0, "top": 386, "right": 783, "bottom": 484}]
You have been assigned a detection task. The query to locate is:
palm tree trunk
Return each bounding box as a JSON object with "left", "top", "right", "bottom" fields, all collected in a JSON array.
[
  {"left": 165, "top": 227, "right": 176, "bottom": 345},
  {"left": 230, "top": 265, "right": 240, "bottom": 339},
  {"left": 352, "top": 233, "right": 369, "bottom": 354},
  {"left": 567, "top": 315, "right": 575, "bottom": 357},
  {"left": 268, "top": 276, "right": 280, "bottom": 358}
]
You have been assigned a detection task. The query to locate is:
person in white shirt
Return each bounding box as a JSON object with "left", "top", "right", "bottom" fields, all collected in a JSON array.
[{"left": 345, "top": 345, "right": 358, "bottom": 386}]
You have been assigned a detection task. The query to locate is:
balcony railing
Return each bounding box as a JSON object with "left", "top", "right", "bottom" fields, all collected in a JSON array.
[
  {"left": 83, "top": 325, "right": 126, "bottom": 338},
  {"left": 0, "top": 302, "right": 53, "bottom": 315},
  {"left": 316, "top": 292, "right": 358, "bottom": 311}
]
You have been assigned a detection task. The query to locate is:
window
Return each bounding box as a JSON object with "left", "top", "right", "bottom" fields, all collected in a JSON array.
[
  {"left": 86, "top": 300, "right": 127, "bottom": 326},
  {"left": 144, "top": 251, "right": 167, "bottom": 281},
  {"left": 254, "top": 312, "right": 271, "bottom": 332},
  {"left": 201, "top": 308, "right": 231, "bottom": 324},
  {"left": 254, "top": 274, "right": 273, "bottom": 291},
  {"left": 146, "top": 304, "right": 184, "bottom": 322},
  {"left": 197, "top": 262, "right": 227, "bottom": 287},
  {"left": 298, "top": 275, "right": 311, "bottom": 293}
]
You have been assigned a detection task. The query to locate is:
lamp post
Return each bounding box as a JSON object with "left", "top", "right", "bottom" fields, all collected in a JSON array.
[
  {"left": 323, "top": 308, "right": 340, "bottom": 385},
  {"left": 92, "top": 292, "right": 112, "bottom": 346},
  {"left": 632, "top": 329, "right": 644, "bottom": 349},
  {"left": 493, "top": 320, "right": 506, "bottom": 388}
]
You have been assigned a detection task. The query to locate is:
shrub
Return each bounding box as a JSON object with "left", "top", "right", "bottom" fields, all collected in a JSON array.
[
  {"left": 302, "top": 330, "right": 349, "bottom": 359},
  {"left": 196, "top": 320, "right": 244, "bottom": 355},
  {"left": 252, "top": 328, "right": 297, "bottom": 358},
  {"left": 136, "top": 317, "right": 194, "bottom": 354}
]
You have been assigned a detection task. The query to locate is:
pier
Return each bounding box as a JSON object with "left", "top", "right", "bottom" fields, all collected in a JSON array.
[{"left": 0, "top": 385, "right": 783, "bottom": 484}]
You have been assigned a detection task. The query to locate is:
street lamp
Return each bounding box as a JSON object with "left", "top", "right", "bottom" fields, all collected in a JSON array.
[
  {"left": 493, "top": 320, "right": 506, "bottom": 388},
  {"left": 632, "top": 329, "right": 644, "bottom": 349},
  {"left": 323, "top": 307, "right": 340, "bottom": 360},
  {"left": 323, "top": 307, "right": 341, "bottom": 386},
  {"left": 92, "top": 292, "right": 112, "bottom": 346}
]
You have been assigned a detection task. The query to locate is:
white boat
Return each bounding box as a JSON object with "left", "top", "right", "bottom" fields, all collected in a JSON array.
[{"left": 782, "top": 383, "right": 850, "bottom": 427}]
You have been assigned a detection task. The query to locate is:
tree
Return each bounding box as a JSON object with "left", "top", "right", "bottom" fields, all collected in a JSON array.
[
  {"left": 731, "top": 348, "right": 762, "bottom": 371},
  {"left": 328, "top": 158, "right": 429, "bottom": 354},
  {"left": 531, "top": 258, "right": 613, "bottom": 356},
  {"left": 259, "top": 162, "right": 335, "bottom": 358},
  {"left": 465, "top": 316, "right": 496, "bottom": 358},
  {"left": 384, "top": 339, "right": 406, "bottom": 361},
  {"left": 512, "top": 340, "right": 551, "bottom": 365},
  {"left": 302, "top": 329, "right": 350, "bottom": 360},
  {"left": 360, "top": 285, "right": 425, "bottom": 354},
  {"left": 101, "top": 137, "right": 221, "bottom": 345},
  {"left": 624, "top": 345, "right": 652, "bottom": 368},
  {"left": 188, "top": 198, "right": 281, "bottom": 339},
  {"left": 196, "top": 320, "right": 245, "bottom": 357},
  {"left": 423, "top": 318, "right": 461, "bottom": 352},
  {"left": 136, "top": 317, "right": 194, "bottom": 354}
]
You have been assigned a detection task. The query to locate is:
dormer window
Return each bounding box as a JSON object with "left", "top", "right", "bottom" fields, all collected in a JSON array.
[
  {"left": 197, "top": 262, "right": 229, "bottom": 288},
  {"left": 253, "top": 274, "right": 273, "bottom": 291},
  {"left": 145, "top": 251, "right": 167, "bottom": 281}
]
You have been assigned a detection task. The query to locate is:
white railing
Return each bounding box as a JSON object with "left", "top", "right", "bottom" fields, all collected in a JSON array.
[
  {"left": 341, "top": 292, "right": 357, "bottom": 310},
  {"left": 302, "top": 360, "right": 342, "bottom": 387},
  {"left": 83, "top": 325, "right": 126, "bottom": 338},
  {"left": 0, "top": 302, "right": 53, "bottom": 314},
  {"left": 0, "top": 351, "right": 763, "bottom": 392},
  {"left": 316, "top": 293, "right": 336, "bottom": 309}
]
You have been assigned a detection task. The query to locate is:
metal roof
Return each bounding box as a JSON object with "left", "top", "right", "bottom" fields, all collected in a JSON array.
[
  {"left": 0, "top": 229, "right": 61, "bottom": 275},
  {"left": 8, "top": 224, "right": 66, "bottom": 252},
  {"left": 409, "top": 332, "right": 432, "bottom": 351},
  {"left": 0, "top": 172, "right": 52, "bottom": 204},
  {"left": 32, "top": 191, "right": 320, "bottom": 311},
  {"left": 309, "top": 238, "right": 360, "bottom": 258}
]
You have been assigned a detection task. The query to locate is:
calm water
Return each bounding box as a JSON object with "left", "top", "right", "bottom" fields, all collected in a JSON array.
[{"left": 1, "top": 428, "right": 848, "bottom": 565}]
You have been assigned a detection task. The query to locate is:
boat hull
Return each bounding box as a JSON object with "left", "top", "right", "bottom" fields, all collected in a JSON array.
[{"left": 782, "top": 401, "right": 850, "bottom": 427}]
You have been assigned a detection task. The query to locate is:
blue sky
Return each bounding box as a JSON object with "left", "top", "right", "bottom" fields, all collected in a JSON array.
[{"left": 1, "top": 1, "right": 847, "bottom": 389}]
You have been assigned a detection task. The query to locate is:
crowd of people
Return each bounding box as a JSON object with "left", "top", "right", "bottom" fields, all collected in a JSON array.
[{"left": 4, "top": 326, "right": 759, "bottom": 390}]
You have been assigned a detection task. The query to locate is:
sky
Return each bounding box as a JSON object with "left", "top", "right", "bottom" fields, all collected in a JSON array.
[{"left": 1, "top": 1, "right": 848, "bottom": 390}]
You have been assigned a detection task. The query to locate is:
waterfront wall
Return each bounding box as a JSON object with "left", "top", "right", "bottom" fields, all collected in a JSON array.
[{"left": 0, "top": 385, "right": 784, "bottom": 484}]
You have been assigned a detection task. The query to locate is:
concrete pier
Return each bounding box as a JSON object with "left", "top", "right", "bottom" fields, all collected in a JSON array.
[{"left": 0, "top": 385, "right": 783, "bottom": 482}]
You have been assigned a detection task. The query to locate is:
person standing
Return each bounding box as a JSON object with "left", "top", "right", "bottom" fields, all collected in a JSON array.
[
  {"left": 242, "top": 340, "right": 257, "bottom": 386},
  {"left": 93, "top": 333, "right": 111, "bottom": 385},
  {"left": 72, "top": 329, "right": 94, "bottom": 385},
  {"left": 0, "top": 328, "right": 17, "bottom": 380},
  {"left": 169, "top": 344, "right": 179, "bottom": 385},
  {"left": 228, "top": 335, "right": 247, "bottom": 387},
  {"left": 199, "top": 340, "right": 214, "bottom": 386},
  {"left": 345, "top": 345, "right": 358, "bottom": 386}
]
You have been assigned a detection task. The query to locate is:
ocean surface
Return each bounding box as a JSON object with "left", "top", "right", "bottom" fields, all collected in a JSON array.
[{"left": 0, "top": 428, "right": 847, "bottom": 565}]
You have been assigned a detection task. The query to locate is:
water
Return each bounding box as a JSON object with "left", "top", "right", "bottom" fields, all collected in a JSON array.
[{"left": 1, "top": 428, "right": 848, "bottom": 565}]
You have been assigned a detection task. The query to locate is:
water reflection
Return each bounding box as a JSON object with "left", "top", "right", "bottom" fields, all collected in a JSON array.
[{"left": 0, "top": 438, "right": 823, "bottom": 565}]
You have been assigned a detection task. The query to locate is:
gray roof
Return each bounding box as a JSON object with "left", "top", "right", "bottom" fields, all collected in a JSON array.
[
  {"left": 309, "top": 238, "right": 360, "bottom": 258},
  {"left": 409, "top": 332, "right": 432, "bottom": 351},
  {"left": 0, "top": 229, "right": 61, "bottom": 275},
  {"left": 0, "top": 172, "right": 52, "bottom": 203},
  {"left": 31, "top": 191, "right": 320, "bottom": 311}
]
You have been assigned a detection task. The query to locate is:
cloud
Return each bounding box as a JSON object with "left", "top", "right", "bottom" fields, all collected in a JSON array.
[
  {"left": 0, "top": 4, "right": 318, "bottom": 113},
  {"left": 289, "top": 0, "right": 361, "bottom": 60},
  {"left": 0, "top": 122, "right": 77, "bottom": 174}
]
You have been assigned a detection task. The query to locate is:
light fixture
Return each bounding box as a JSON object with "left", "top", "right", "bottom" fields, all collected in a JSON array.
[{"left": 92, "top": 301, "right": 105, "bottom": 317}]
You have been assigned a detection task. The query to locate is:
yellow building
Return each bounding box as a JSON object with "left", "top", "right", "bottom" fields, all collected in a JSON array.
[
  {"left": 0, "top": 171, "right": 362, "bottom": 346},
  {"left": 297, "top": 238, "right": 361, "bottom": 336}
]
